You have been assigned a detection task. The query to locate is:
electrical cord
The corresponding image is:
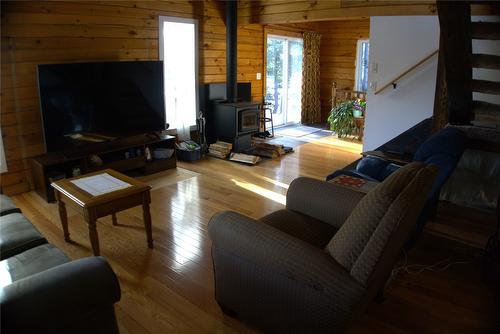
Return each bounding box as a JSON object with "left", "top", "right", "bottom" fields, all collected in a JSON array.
[{"left": 389, "top": 249, "right": 472, "bottom": 285}]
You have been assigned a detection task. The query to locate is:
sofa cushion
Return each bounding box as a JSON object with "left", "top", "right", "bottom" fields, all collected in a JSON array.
[
  {"left": 260, "top": 209, "right": 338, "bottom": 248},
  {"left": 0, "top": 213, "right": 47, "bottom": 260},
  {"left": 414, "top": 127, "right": 465, "bottom": 162},
  {"left": 326, "top": 162, "right": 424, "bottom": 276},
  {"left": 0, "top": 195, "right": 21, "bottom": 217},
  {"left": 0, "top": 244, "right": 70, "bottom": 287},
  {"left": 356, "top": 156, "right": 390, "bottom": 182},
  {"left": 350, "top": 165, "right": 437, "bottom": 284}
]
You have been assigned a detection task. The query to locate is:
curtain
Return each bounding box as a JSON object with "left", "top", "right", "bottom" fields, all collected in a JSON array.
[
  {"left": 301, "top": 31, "right": 322, "bottom": 124},
  {"left": 0, "top": 129, "right": 7, "bottom": 173}
]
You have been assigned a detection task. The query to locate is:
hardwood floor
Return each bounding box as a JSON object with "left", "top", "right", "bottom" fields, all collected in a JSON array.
[{"left": 11, "top": 136, "right": 498, "bottom": 333}]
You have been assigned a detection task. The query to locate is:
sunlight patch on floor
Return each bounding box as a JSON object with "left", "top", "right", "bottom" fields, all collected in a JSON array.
[
  {"left": 231, "top": 179, "right": 286, "bottom": 205},
  {"left": 139, "top": 167, "right": 200, "bottom": 190},
  {"left": 309, "top": 135, "right": 362, "bottom": 154},
  {"left": 252, "top": 174, "right": 290, "bottom": 190}
]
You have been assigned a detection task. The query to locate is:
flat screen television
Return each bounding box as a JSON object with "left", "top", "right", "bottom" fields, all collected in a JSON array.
[{"left": 37, "top": 61, "right": 165, "bottom": 152}]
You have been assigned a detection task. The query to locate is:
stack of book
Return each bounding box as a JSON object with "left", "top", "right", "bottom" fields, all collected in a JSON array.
[{"left": 208, "top": 141, "right": 233, "bottom": 159}]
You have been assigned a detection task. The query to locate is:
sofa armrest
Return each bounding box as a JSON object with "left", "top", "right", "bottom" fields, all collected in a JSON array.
[
  {"left": 209, "top": 211, "right": 365, "bottom": 299},
  {"left": 286, "top": 177, "right": 365, "bottom": 229},
  {"left": 1, "top": 256, "right": 121, "bottom": 333},
  {"left": 362, "top": 150, "right": 413, "bottom": 165}
]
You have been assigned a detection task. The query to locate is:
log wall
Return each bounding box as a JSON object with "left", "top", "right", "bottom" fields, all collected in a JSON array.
[
  {"left": 318, "top": 19, "right": 370, "bottom": 121},
  {"left": 0, "top": 1, "right": 264, "bottom": 195}
]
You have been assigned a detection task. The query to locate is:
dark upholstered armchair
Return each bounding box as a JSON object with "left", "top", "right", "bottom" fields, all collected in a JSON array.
[
  {"left": 209, "top": 162, "right": 438, "bottom": 333},
  {"left": 0, "top": 195, "right": 121, "bottom": 334}
]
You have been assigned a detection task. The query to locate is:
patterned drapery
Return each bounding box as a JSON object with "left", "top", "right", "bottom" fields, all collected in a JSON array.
[{"left": 301, "top": 31, "right": 322, "bottom": 124}]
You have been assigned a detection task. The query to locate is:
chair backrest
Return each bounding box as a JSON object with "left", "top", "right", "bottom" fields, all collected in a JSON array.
[
  {"left": 413, "top": 127, "right": 466, "bottom": 201},
  {"left": 326, "top": 162, "right": 437, "bottom": 286},
  {"left": 414, "top": 127, "right": 465, "bottom": 162},
  {"left": 331, "top": 81, "right": 366, "bottom": 110}
]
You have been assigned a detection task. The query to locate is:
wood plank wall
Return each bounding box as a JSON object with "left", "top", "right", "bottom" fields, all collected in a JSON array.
[
  {"left": 262, "top": 20, "right": 368, "bottom": 122},
  {"left": 0, "top": 1, "right": 264, "bottom": 196},
  {"left": 238, "top": 0, "right": 496, "bottom": 25},
  {"left": 238, "top": 0, "right": 438, "bottom": 25},
  {"left": 318, "top": 19, "right": 370, "bottom": 121}
]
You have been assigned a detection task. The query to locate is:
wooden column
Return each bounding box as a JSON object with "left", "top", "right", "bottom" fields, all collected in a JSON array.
[
  {"left": 436, "top": 1, "right": 473, "bottom": 125},
  {"left": 432, "top": 36, "right": 449, "bottom": 132}
]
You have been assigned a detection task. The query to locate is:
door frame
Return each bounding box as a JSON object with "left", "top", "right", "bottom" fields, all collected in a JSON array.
[{"left": 264, "top": 27, "right": 304, "bottom": 126}]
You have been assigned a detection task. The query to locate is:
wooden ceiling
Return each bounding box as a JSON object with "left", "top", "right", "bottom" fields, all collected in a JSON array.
[{"left": 238, "top": 0, "right": 499, "bottom": 25}]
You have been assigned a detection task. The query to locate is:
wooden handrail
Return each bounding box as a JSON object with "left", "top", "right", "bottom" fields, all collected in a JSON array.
[{"left": 374, "top": 49, "right": 439, "bottom": 95}]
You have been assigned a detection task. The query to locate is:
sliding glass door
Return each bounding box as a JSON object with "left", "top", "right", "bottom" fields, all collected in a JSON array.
[{"left": 266, "top": 35, "right": 303, "bottom": 127}]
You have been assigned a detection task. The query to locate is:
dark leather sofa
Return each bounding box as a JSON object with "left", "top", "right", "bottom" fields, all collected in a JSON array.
[
  {"left": 327, "top": 127, "right": 466, "bottom": 245},
  {"left": 0, "top": 194, "right": 121, "bottom": 334}
]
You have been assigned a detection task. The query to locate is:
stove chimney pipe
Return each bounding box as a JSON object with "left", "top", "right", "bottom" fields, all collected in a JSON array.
[{"left": 225, "top": 0, "right": 238, "bottom": 103}]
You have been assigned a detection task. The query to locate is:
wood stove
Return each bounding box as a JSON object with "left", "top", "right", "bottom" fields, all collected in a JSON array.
[
  {"left": 240, "top": 108, "right": 260, "bottom": 132},
  {"left": 212, "top": 101, "right": 260, "bottom": 152},
  {"left": 203, "top": 1, "right": 261, "bottom": 153}
]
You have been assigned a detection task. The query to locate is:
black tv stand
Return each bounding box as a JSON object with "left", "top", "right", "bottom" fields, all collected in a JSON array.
[
  {"left": 144, "top": 132, "right": 164, "bottom": 142},
  {"left": 32, "top": 134, "right": 177, "bottom": 202}
]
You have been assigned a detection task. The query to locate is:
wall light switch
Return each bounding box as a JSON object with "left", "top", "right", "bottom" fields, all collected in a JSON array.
[
  {"left": 369, "top": 81, "right": 377, "bottom": 91},
  {"left": 371, "top": 63, "right": 378, "bottom": 73},
  {"left": 256, "top": 72, "right": 262, "bottom": 80}
]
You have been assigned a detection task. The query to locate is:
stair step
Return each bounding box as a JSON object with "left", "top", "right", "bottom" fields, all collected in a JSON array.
[
  {"left": 473, "top": 100, "right": 500, "bottom": 114},
  {"left": 472, "top": 100, "right": 500, "bottom": 130},
  {"left": 472, "top": 79, "right": 500, "bottom": 95},
  {"left": 471, "top": 22, "right": 500, "bottom": 40},
  {"left": 448, "top": 124, "right": 500, "bottom": 153},
  {"left": 472, "top": 54, "right": 500, "bottom": 70},
  {"left": 473, "top": 100, "right": 500, "bottom": 123}
]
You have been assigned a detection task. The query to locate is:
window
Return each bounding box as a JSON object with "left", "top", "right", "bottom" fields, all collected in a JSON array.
[
  {"left": 159, "top": 16, "right": 198, "bottom": 140},
  {"left": 355, "top": 39, "right": 370, "bottom": 92}
]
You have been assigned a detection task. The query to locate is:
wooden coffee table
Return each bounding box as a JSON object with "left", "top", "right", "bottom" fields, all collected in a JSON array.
[{"left": 51, "top": 169, "right": 153, "bottom": 255}]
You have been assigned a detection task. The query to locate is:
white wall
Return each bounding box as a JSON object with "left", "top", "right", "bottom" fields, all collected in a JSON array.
[{"left": 363, "top": 16, "right": 439, "bottom": 151}]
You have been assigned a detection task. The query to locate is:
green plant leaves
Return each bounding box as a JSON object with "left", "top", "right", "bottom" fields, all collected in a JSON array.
[{"left": 327, "top": 100, "right": 355, "bottom": 138}]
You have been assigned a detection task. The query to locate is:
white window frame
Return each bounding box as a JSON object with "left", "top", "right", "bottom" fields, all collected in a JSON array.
[
  {"left": 354, "top": 39, "right": 369, "bottom": 92},
  {"left": 158, "top": 16, "right": 199, "bottom": 132}
]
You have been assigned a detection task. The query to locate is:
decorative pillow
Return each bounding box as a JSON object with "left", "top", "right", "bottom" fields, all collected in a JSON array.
[
  {"left": 356, "top": 156, "right": 390, "bottom": 181},
  {"left": 350, "top": 165, "right": 436, "bottom": 284},
  {"left": 325, "top": 162, "right": 424, "bottom": 274}
]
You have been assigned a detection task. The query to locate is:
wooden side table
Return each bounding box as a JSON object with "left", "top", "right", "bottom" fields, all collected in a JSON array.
[
  {"left": 51, "top": 169, "right": 153, "bottom": 256},
  {"left": 353, "top": 117, "right": 365, "bottom": 141}
]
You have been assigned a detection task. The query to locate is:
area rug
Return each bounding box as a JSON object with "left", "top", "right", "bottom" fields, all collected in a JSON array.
[
  {"left": 263, "top": 129, "right": 333, "bottom": 148},
  {"left": 264, "top": 136, "right": 307, "bottom": 149},
  {"left": 275, "top": 125, "right": 322, "bottom": 137}
]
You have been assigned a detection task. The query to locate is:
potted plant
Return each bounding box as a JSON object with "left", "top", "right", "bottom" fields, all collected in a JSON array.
[
  {"left": 327, "top": 99, "right": 366, "bottom": 138},
  {"left": 353, "top": 98, "right": 366, "bottom": 118}
]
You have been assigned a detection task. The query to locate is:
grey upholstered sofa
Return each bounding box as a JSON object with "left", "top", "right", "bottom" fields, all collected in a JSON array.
[
  {"left": 209, "top": 162, "right": 437, "bottom": 332},
  {"left": 0, "top": 194, "right": 121, "bottom": 334}
]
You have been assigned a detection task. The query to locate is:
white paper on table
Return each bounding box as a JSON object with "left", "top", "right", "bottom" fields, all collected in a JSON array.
[{"left": 71, "top": 173, "right": 132, "bottom": 196}]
